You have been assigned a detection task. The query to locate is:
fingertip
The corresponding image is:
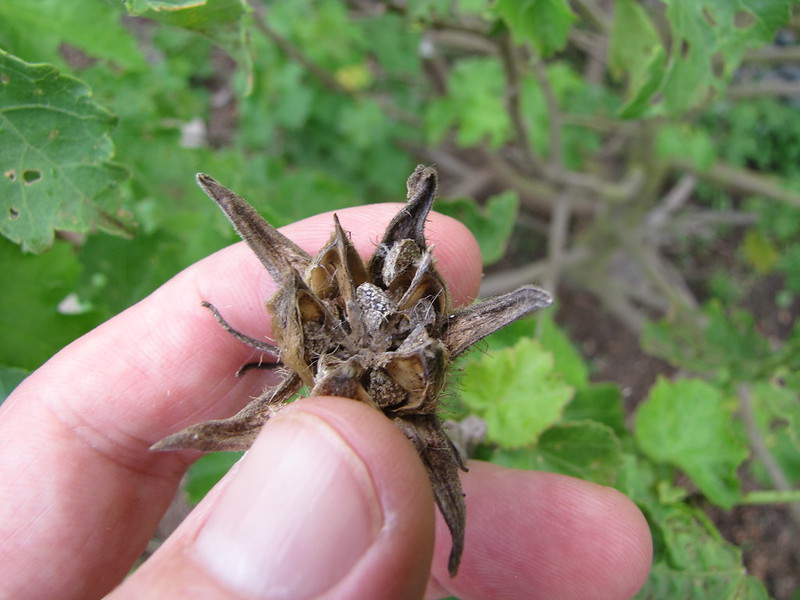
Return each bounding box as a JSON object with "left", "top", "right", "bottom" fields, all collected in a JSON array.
[
  {"left": 561, "top": 480, "right": 653, "bottom": 600},
  {"left": 430, "top": 465, "right": 652, "bottom": 600}
]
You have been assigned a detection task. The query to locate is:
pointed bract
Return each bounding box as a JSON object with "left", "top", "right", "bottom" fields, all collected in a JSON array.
[
  {"left": 150, "top": 373, "right": 302, "bottom": 452},
  {"left": 369, "top": 165, "right": 438, "bottom": 285},
  {"left": 196, "top": 173, "right": 311, "bottom": 280},
  {"left": 445, "top": 285, "right": 553, "bottom": 358},
  {"left": 394, "top": 414, "right": 467, "bottom": 576}
]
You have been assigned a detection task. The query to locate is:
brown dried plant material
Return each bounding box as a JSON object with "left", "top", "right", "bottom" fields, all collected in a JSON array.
[{"left": 151, "top": 166, "right": 553, "bottom": 575}]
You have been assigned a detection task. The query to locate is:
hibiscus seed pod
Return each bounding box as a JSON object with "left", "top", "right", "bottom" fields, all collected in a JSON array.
[{"left": 152, "top": 165, "right": 553, "bottom": 576}]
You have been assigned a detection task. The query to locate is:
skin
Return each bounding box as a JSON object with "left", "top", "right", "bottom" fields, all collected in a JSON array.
[{"left": 0, "top": 204, "right": 652, "bottom": 599}]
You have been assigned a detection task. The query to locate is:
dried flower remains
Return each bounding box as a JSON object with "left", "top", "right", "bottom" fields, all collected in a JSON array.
[{"left": 152, "top": 166, "right": 553, "bottom": 575}]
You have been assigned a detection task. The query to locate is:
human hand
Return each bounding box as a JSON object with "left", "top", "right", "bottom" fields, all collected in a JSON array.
[{"left": 0, "top": 204, "right": 651, "bottom": 600}]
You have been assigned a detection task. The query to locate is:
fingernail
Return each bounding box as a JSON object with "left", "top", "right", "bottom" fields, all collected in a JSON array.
[{"left": 194, "top": 410, "right": 383, "bottom": 599}]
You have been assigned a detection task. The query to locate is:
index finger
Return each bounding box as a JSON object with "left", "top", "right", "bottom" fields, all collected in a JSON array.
[{"left": 0, "top": 203, "right": 482, "bottom": 600}]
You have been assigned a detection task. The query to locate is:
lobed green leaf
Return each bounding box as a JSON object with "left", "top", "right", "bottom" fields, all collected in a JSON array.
[
  {"left": 460, "top": 338, "right": 573, "bottom": 448},
  {"left": 634, "top": 378, "right": 748, "bottom": 508},
  {"left": 494, "top": 0, "right": 577, "bottom": 57},
  {"left": 494, "top": 421, "right": 623, "bottom": 485},
  {"left": 0, "top": 50, "right": 128, "bottom": 252},
  {"left": 637, "top": 503, "right": 771, "bottom": 600}
]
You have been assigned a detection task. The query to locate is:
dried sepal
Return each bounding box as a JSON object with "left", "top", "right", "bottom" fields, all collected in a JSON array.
[
  {"left": 393, "top": 413, "right": 466, "bottom": 577},
  {"left": 195, "top": 173, "right": 311, "bottom": 280},
  {"left": 368, "top": 166, "right": 438, "bottom": 286},
  {"left": 151, "top": 372, "right": 302, "bottom": 452},
  {"left": 444, "top": 285, "right": 553, "bottom": 358},
  {"left": 153, "top": 166, "right": 553, "bottom": 576}
]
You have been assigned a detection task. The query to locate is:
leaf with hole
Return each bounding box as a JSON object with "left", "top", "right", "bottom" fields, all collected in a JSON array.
[
  {"left": 0, "top": 50, "right": 128, "bottom": 252},
  {"left": 663, "top": 0, "right": 790, "bottom": 115}
]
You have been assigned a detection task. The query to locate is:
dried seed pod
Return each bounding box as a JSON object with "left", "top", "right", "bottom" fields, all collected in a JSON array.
[{"left": 152, "top": 166, "right": 553, "bottom": 575}]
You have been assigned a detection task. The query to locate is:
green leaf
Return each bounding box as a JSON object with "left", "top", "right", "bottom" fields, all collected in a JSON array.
[
  {"left": 755, "top": 377, "right": 800, "bottom": 449},
  {"left": 434, "top": 191, "right": 518, "bottom": 265},
  {"left": 609, "top": 0, "right": 666, "bottom": 118},
  {"left": 537, "top": 314, "right": 588, "bottom": 388},
  {"left": 634, "top": 378, "right": 748, "bottom": 508},
  {"left": 0, "top": 0, "right": 144, "bottom": 69},
  {"left": 338, "top": 98, "right": 387, "bottom": 150},
  {"left": 656, "top": 123, "right": 716, "bottom": 171},
  {"left": 78, "top": 229, "right": 189, "bottom": 318},
  {"left": 0, "top": 365, "right": 29, "bottom": 403},
  {"left": 460, "top": 338, "right": 573, "bottom": 447},
  {"left": 616, "top": 47, "right": 666, "bottom": 119},
  {"left": 750, "top": 378, "right": 800, "bottom": 484},
  {"left": 660, "top": 0, "right": 792, "bottom": 116},
  {"left": 494, "top": 421, "right": 623, "bottom": 485},
  {"left": 637, "top": 503, "right": 770, "bottom": 599},
  {"left": 477, "top": 314, "right": 588, "bottom": 389},
  {"left": 535, "top": 421, "right": 623, "bottom": 484},
  {"left": 126, "top": 0, "right": 207, "bottom": 10},
  {"left": 125, "top": 0, "right": 252, "bottom": 87},
  {"left": 616, "top": 452, "right": 668, "bottom": 504},
  {"left": 186, "top": 452, "right": 243, "bottom": 503},
  {"left": 0, "top": 237, "right": 98, "bottom": 370},
  {"left": 741, "top": 229, "right": 780, "bottom": 274},
  {"left": 425, "top": 57, "right": 510, "bottom": 149},
  {"left": 642, "top": 301, "right": 771, "bottom": 380},
  {"left": 406, "top": 0, "right": 452, "bottom": 20},
  {"left": 610, "top": 0, "right": 793, "bottom": 116},
  {"left": 494, "top": 0, "right": 577, "bottom": 57},
  {"left": 564, "top": 383, "right": 626, "bottom": 436},
  {"left": 0, "top": 50, "right": 128, "bottom": 252}
]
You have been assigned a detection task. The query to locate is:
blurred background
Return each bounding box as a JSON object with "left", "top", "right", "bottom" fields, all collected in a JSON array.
[{"left": 2, "top": 1, "right": 800, "bottom": 597}]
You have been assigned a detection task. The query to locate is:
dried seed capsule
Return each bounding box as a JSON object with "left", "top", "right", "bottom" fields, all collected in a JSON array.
[{"left": 152, "top": 166, "right": 553, "bottom": 576}]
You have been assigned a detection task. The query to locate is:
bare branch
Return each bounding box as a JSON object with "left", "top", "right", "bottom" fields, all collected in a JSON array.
[
  {"left": 531, "top": 57, "right": 564, "bottom": 172},
  {"left": 672, "top": 158, "right": 800, "bottom": 208},
  {"left": 743, "top": 45, "right": 800, "bottom": 64},
  {"left": 728, "top": 80, "right": 800, "bottom": 99},
  {"left": 738, "top": 384, "right": 800, "bottom": 531},
  {"left": 646, "top": 174, "right": 698, "bottom": 229},
  {"left": 497, "top": 34, "right": 544, "bottom": 174},
  {"left": 248, "top": 1, "right": 349, "bottom": 95}
]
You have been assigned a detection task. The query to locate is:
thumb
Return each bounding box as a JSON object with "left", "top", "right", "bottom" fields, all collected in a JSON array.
[{"left": 112, "top": 397, "right": 435, "bottom": 600}]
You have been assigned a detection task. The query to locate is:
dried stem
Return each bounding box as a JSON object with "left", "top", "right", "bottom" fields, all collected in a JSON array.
[
  {"left": 480, "top": 248, "right": 590, "bottom": 297},
  {"left": 531, "top": 56, "right": 563, "bottom": 172},
  {"left": 497, "top": 34, "right": 543, "bottom": 174},
  {"left": 728, "top": 80, "right": 800, "bottom": 99},
  {"left": 646, "top": 174, "right": 698, "bottom": 229},
  {"left": 672, "top": 158, "right": 800, "bottom": 208},
  {"left": 572, "top": 0, "right": 611, "bottom": 34},
  {"left": 247, "top": 1, "right": 348, "bottom": 95},
  {"left": 743, "top": 45, "right": 800, "bottom": 64},
  {"left": 617, "top": 234, "right": 697, "bottom": 310},
  {"left": 738, "top": 384, "right": 800, "bottom": 532}
]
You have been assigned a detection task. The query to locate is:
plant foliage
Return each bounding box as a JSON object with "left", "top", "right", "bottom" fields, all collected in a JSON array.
[{"left": 2, "top": 0, "right": 800, "bottom": 597}]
